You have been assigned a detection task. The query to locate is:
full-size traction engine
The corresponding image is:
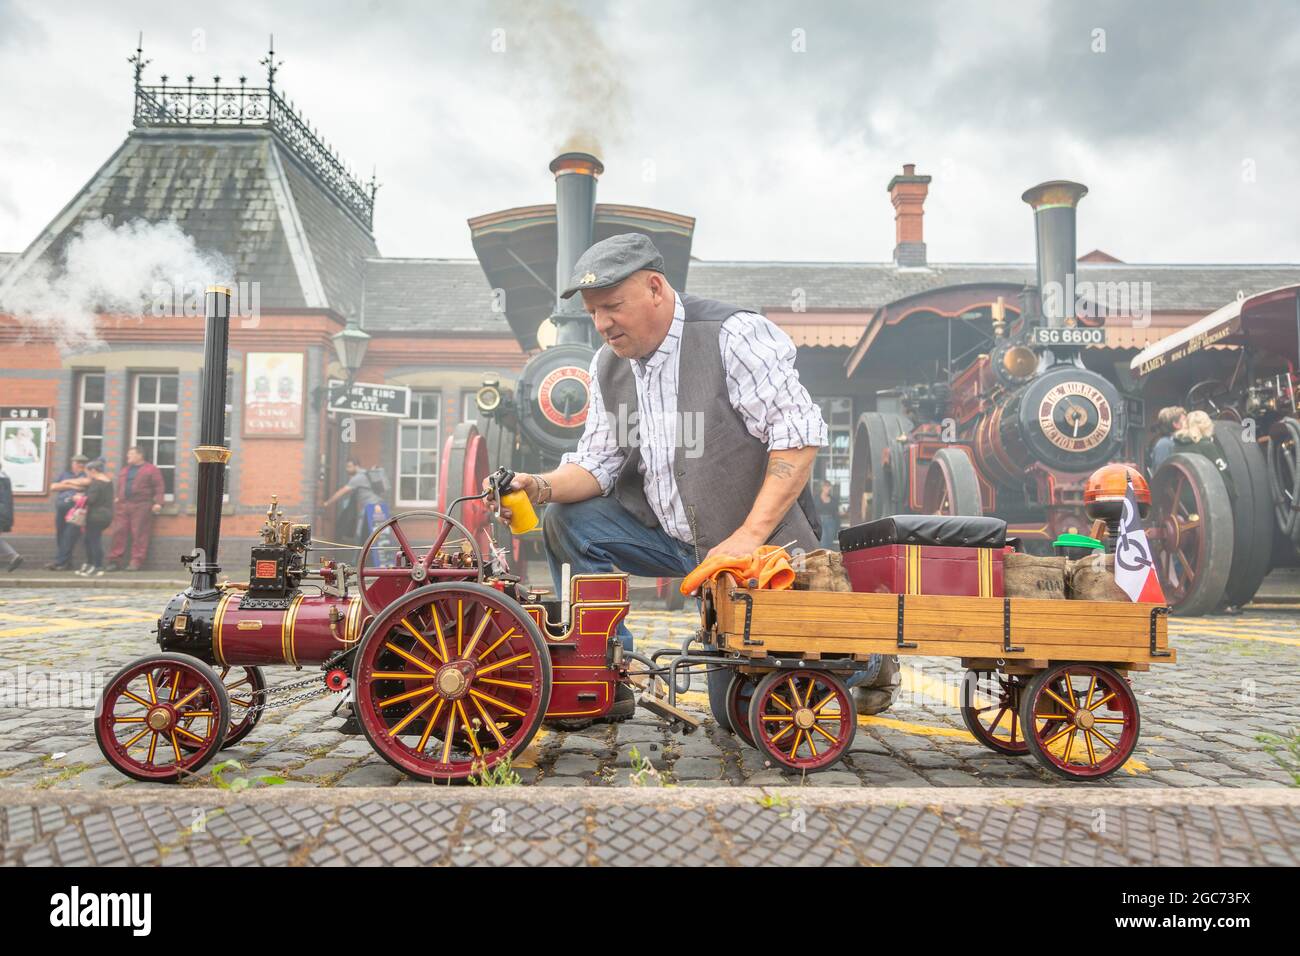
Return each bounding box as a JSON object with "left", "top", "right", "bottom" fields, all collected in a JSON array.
[
  {"left": 850, "top": 181, "right": 1128, "bottom": 551},
  {"left": 94, "top": 287, "right": 637, "bottom": 784}
]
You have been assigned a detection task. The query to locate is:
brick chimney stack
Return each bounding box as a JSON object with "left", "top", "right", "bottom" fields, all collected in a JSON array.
[{"left": 887, "top": 163, "right": 932, "bottom": 267}]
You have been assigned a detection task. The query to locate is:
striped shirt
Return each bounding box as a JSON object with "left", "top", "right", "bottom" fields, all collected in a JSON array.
[{"left": 562, "top": 292, "right": 828, "bottom": 544}]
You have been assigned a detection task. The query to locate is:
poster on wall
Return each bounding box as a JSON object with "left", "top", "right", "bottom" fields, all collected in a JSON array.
[
  {"left": 243, "top": 352, "right": 305, "bottom": 438},
  {"left": 0, "top": 418, "right": 50, "bottom": 494}
]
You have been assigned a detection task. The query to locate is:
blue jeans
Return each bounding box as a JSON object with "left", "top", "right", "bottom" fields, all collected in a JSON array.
[{"left": 543, "top": 495, "right": 697, "bottom": 652}]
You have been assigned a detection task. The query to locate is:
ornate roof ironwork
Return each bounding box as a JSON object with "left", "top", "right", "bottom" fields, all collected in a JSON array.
[{"left": 129, "top": 36, "right": 377, "bottom": 231}]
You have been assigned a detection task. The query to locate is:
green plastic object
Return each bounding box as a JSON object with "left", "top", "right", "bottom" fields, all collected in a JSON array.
[{"left": 1053, "top": 533, "right": 1103, "bottom": 551}]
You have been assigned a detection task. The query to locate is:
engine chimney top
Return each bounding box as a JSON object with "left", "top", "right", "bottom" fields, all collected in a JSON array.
[
  {"left": 550, "top": 152, "right": 604, "bottom": 177},
  {"left": 887, "top": 163, "right": 932, "bottom": 267}
]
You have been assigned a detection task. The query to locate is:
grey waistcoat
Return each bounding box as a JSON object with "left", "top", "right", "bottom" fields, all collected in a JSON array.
[{"left": 595, "top": 293, "right": 821, "bottom": 556}]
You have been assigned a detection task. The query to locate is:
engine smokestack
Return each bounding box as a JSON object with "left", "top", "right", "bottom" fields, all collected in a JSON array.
[
  {"left": 1021, "top": 180, "right": 1088, "bottom": 330},
  {"left": 188, "top": 285, "right": 233, "bottom": 596},
  {"left": 549, "top": 151, "right": 604, "bottom": 346}
]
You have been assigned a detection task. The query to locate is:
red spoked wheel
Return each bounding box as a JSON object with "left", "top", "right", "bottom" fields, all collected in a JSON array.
[
  {"left": 358, "top": 510, "right": 483, "bottom": 614},
  {"left": 169, "top": 665, "right": 266, "bottom": 752},
  {"left": 960, "top": 670, "right": 1028, "bottom": 754},
  {"left": 747, "top": 670, "right": 856, "bottom": 773},
  {"left": 353, "top": 582, "right": 551, "bottom": 782},
  {"left": 1020, "top": 664, "right": 1140, "bottom": 780},
  {"left": 961, "top": 669, "right": 1072, "bottom": 756},
  {"left": 725, "top": 672, "right": 759, "bottom": 746},
  {"left": 95, "top": 653, "right": 230, "bottom": 783}
]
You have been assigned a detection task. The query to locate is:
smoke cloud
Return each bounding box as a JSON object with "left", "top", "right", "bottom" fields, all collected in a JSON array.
[
  {"left": 0, "top": 218, "right": 232, "bottom": 354},
  {"left": 493, "top": 0, "right": 630, "bottom": 156}
]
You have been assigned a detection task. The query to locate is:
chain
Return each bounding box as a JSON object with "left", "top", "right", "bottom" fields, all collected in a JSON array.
[{"left": 245, "top": 673, "right": 345, "bottom": 711}]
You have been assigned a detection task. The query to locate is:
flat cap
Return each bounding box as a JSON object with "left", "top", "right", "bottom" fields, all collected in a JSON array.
[
  {"left": 560, "top": 233, "right": 666, "bottom": 299},
  {"left": 71, "top": 454, "right": 89, "bottom": 463}
]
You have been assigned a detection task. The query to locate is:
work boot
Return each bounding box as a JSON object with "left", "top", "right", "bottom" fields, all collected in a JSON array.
[
  {"left": 852, "top": 655, "right": 901, "bottom": 716},
  {"left": 6, "top": 555, "right": 22, "bottom": 572}
]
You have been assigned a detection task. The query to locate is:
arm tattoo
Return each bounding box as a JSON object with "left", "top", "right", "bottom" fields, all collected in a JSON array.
[{"left": 766, "top": 458, "right": 797, "bottom": 480}]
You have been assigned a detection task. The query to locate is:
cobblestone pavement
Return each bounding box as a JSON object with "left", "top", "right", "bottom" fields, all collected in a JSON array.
[
  {"left": 0, "top": 588, "right": 1298, "bottom": 793},
  {"left": 3, "top": 788, "right": 1297, "bottom": 866}
]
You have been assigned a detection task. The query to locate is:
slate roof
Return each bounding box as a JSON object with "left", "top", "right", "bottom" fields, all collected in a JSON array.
[
  {"left": 0, "top": 127, "right": 377, "bottom": 317},
  {"left": 359, "top": 258, "right": 1300, "bottom": 336}
]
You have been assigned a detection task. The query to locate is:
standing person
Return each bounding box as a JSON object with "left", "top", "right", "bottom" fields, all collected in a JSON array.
[
  {"left": 76, "top": 458, "right": 115, "bottom": 577},
  {"left": 1149, "top": 405, "right": 1186, "bottom": 474},
  {"left": 46, "top": 453, "right": 89, "bottom": 570},
  {"left": 105, "top": 447, "right": 165, "bottom": 571},
  {"left": 322, "top": 458, "right": 382, "bottom": 546},
  {"left": 816, "top": 478, "right": 841, "bottom": 550},
  {"left": 0, "top": 462, "right": 22, "bottom": 571}
]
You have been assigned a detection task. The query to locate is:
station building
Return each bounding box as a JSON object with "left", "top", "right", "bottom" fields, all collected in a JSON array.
[{"left": 2, "top": 50, "right": 1296, "bottom": 568}]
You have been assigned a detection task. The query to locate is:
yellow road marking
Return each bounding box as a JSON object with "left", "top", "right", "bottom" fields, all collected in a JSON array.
[
  {"left": 0, "top": 618, "right": 90, "bottom": 638},
  {"left": 1171, "top": 624, "right": 1300, "bottom": 648}
]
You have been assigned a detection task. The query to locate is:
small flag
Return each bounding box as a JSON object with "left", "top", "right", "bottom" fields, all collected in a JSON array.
[{"left": 1114, "top": 478, "right": 1167, "bottom": 604}]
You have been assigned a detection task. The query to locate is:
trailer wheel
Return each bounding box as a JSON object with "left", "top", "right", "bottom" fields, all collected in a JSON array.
[
  {"left": 1148, "top": 452, "right": 1234, "bottom": 616},
  {"left": 747, "top": 669, "right": 856, "bottom": 773},
  {"left": 960, "top": 670, "right": 1028, "bottom": 755},
  {"left": 353, "top": 582, "right": 550, "bottom": 782},
  {"left": 95, "top": 653, "right": 231, "bottom": 783},
  {"left": 1019, "top": 664, "right": 1139, "bottom": 780},
  {"left": 849, "top": 413, "right": 894, "bottom": 523},
  {"left": 725, "top": 672, "right": 758, "bottom": 746},
  {"left": 922, "top": 447, "right": 983, "bottom": 516},
  {"left": 1213, "top": 420, "right": 1273, "bottom": 606},
  {"left": 1267, "top": 417, "right": 1300, "bottom": 543}
]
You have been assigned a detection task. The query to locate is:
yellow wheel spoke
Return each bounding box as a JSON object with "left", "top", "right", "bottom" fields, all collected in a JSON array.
[
  {"left": 384, "top": 642, "right": 439, "bottom": 676},
  {"left": 812, "top": 722, "right": 838, "bottom": 744},
  {"left": 1083, "top": 726, "right": 1097, "bottom": 765},
  {"left": 456, "top": 600, "right": 464, "bottom": 657},
  {"left": 1084, "top": 674, "right": 1097, "bottom": 710},
  {"left": 387, "top": 692, "right": 442, "bottom": 736},
  {"left": 122, "top": 727, "right": 150, "bottom": 748},
  {"left": 168, "top": 675, "right": 179, "bottom": 702},
  {"left": 789, "top": 729, "right": 803, "bottom": 760},
  {"left": 378, "top": 685, "right": 436, "bottom": 708},
  {"left": 440, "top": 705, "right": 457, "bottom": 764},
  {"left": 174, "top": 725, "right": 206, "bottom": 745},
  {"left": 471, "top": 694, "right": 507, "bottom": 747},
  {"left": 468, "top": 688, "right": 526, "bottom": 718},
  {"left": 1043, "top": 687, "right": 1075, "bottom": 713},
  {"left": 811, "top": 690, "right": 837, "bottom": 713},
  {"left": 169, "top": 731, "right": 182, "bottom": 762},
  {"left": 114, "top": 717, "right": 146, "bottom": 724},
  {"left": 456, "top": 701, "right": 481, "bottom": 756},
  {"left": 762, "top": 714, "right": 794, "bottom": 723},
  {"left": 122, "top": 691, "right": 153, "bottom": 709},
  {"left": 784, "top": 676, "right": 800, "bottom": 706},
  {"left": 769, "top": 692, "right": 793, "bottom": 712},
  {"left": 476, "top": 627, "right": 516, "bottom": 662},
  {"left": 146, "top": 731, "right": 159, "bottom": 764},
  {"left": 478, "top": 677, "right": 531, "bottom": 691},
  {"left": 173, "top": 687, "right": 202, "bottom": 709},
  {"left": 806, "top": 730, "right": 819, "bottom": 758},
  {"left": 1035, "top": 712, "right": 1071, "bottom": 720},
  {"left": 1061, "top": 727, "right": 1077, "bottom": 764},
  {"left": 1042, "top": 722, "right": 1075, "bottom": 746},
  {"left": 1088, "top": 691, "right": 1117, "bottom": 712},
  {"left": 476, "top": 651, "right": 531, "bottom": 678},
  {"left": 401, "top": 618, "right": 443, "bottom": 664},
  {"left": 371, "top": 671, "right": 437, "bottom": 680},
  {"left": 461, "top": 609, "right": 493, "bottom": 661},
  {"left": 417, "top": 699, "right": 446, "bottom": 753},
  {"left": 430, "top": 611, "right": 452, "bottom": 663},
  {"left": 1086, "top": 726, "right": 1118, "bottom": 751},
  {"left": 146, "top": 672, "right": 158, "bottom": 704},
  {"left": 1093, "top": 717, "right": 1127, "bottom": 724},
  {"left": 769, "top": 724, "right": 793, "bottom": 745}
]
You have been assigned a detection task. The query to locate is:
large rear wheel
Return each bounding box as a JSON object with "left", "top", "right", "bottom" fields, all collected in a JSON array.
[
  {"left": 1213, "top": 420, "right": 1273, "bottom": 606},
  {"left": 849, "top": 413, "right": 893, "bottom": 524},
  {"left": 353, "top": 582, "right": 550, "bottom": 782},
  {"left": 922, "top": 446, "right": 983, "bottom": 516},
  {"left": 1148, "top": 452, "right": 1234, "bottom": 616}
]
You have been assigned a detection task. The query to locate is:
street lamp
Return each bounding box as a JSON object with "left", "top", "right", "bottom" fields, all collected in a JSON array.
[{"left": 331, "top": 324, "right": 371, "bottom": 378}]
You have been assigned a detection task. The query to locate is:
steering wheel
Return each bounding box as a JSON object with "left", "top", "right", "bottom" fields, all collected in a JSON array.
[{"left": 356, "top": 510, "right": 484, "bottom": 613}]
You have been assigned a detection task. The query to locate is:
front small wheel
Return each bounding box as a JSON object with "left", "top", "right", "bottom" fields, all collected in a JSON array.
[
  {"left": 747, "top": 669, "right": 856, "bottom": 773},
  {"left": 1020, "top": 664, "right": 1140, "bottom": 780},
  {"left": 95, "top": 653, "right": 231, "bottom": 783},
  {"left": 960, "top": 670, "right": 1028, "bottom": 755}
]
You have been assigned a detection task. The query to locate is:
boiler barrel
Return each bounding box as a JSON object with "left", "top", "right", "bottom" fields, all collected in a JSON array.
[{"left": 212, "top": 592, "right": 364, "bottom": 668}]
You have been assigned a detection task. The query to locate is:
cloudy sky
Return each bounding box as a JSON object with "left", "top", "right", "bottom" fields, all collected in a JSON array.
[{"left": 1, "top": 0, "right": 1297, "bottom": 265}]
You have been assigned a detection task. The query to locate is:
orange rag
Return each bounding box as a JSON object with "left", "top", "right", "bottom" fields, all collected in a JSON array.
[{"left": 680, "top": 545, "right": 795, "bottom": 596}]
